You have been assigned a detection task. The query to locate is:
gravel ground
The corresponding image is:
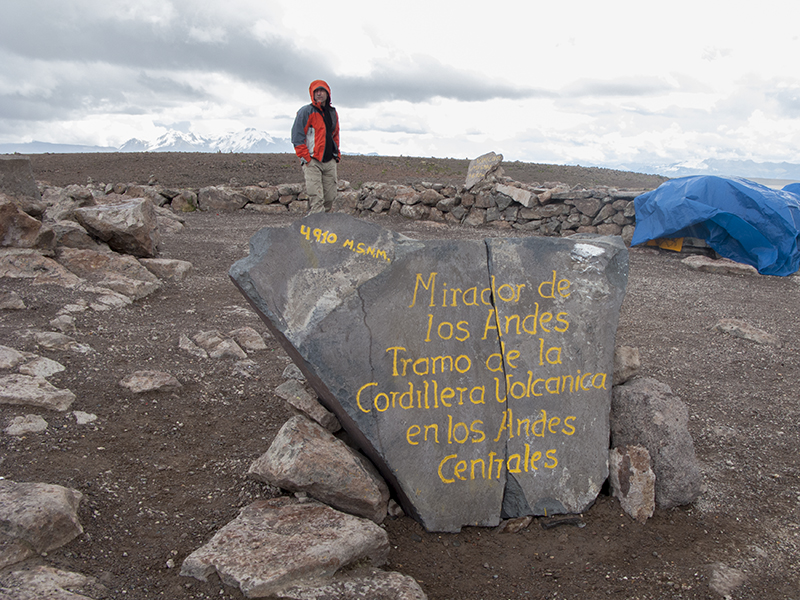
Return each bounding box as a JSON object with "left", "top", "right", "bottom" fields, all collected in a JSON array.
[{"left": 0, "top": 153, "right": 797, "bottom": 600}]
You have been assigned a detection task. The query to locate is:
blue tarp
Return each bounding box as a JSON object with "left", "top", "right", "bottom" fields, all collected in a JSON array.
[{"left": 631, "top": 176, "right": 800, "bottom": 276}]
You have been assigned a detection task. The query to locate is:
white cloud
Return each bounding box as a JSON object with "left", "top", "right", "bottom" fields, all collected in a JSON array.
[{"left": 1, "top": 0, "right": 800, "bottom": 170}]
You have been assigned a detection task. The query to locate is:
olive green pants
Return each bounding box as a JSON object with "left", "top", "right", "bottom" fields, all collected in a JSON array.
[{"left": 303, "top": 158, "right": 338, "bottom": 213}]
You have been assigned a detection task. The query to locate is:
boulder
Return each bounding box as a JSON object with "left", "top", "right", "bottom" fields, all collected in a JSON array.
[
  {"left": 613, "top": 345, "right": 641, "bottom": 384},
  {"left": 0, "top": 480, "right": 83, "bottom": 568},
  {"left": 275, "top": 568, "right": 428, "bottom": 600},
  {"left": 139, "top": 257, "right": 194, "bottom": 282},
  {"left": 50, "top": 220, "right": 110, "bottom": 251},
  {"left": 274, "top": 379, "right": 340, "bottom": 432},
  {"left": 119, "top": 370, "right": 182, "bottom": 393},
  {"left": 74, "top": 198, "right": 160, "bottom": 257},
  {"left": 180, "top": 497, "right": 390, "bottom": 598},
  {"left": 0, "top": 374, "right": 76, "bottom": 411},
  {"left": 4, "top": 414, "right": 48, "bottom": 436},
  {"left": 0, "top": 565, "right": 106, "bottom": 600},
  {"left": 57, "top": 247, "right": 161, "bottom": 300},
  {"left": 249, "top": 415, "right": 388, "bottom": 522},
  {"left": 495, "top": 184, "right": 535, "bottom": 208},
  {"left": 608, "top": 445, "right": 655, "bottom": 523},
  {"left": 0, "top": 249, "right": 83, "bottom": 287},
  {"left": 198, "top": 186, "right": 250, "bottom": 211},
  {"left": 231, "top": 213, "right": 629, "bottom": 532},
  {"left": 712, "top": 318, "right": 778, "bottom": 345},
  {"left": 42, "top": 186, "right": 96, "bottom": 223},
  {"left": 465, "top": 152, "right": 503, "bottom": 190},
  {"left": 611, "top": 377, "right": 703, "bottom": 509},
  {"left": 0, "top": 198, "right": 55, "bottom": 252}
]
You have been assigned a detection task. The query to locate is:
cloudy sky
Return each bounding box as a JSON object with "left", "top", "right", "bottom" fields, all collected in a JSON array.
[{"left": 2, "top": 0, "right": 800, "bottom": 169}]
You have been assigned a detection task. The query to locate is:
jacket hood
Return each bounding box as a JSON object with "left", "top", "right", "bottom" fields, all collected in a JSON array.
[{"left": 309, "top": 79, "right": 332, "bottom": 106}]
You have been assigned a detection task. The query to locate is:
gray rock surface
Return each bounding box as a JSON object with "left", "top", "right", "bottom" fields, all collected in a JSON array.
[
  {"left": 0, "top": 249, "right": 83, "bottom": 286},
  {"left": 249, "top": 415, "right": 388, "bottom": 522},
  {"left": 139, "top": 257, "right": 194, "bottom": 281},
  {"left": 119, "top": 370, "right": 182, "bottom": 393},
  {"left": 613, "top": 345, "right": 641, "bottom": 384},
  {"left": 0, "top": 565, "right": 106, "bottom": 600},
  {"left": 0, "top": 480, "right": 83, "bottom": 568},
  {"left": 74, "top": 198, "right": 160, "bottom": 257},
  {"left": 0, "top": 198, "right": 55, "bottom": 252},
  {"left": 275, "top": 567, "right": 428, "bottom": 600},
  {"left": 231, "top": 213, "right": 628, "bottom": 531},
  {"left": 608, "top": 445, "right": 655, "bottom": 523},
  {"left": 274, "top": 379, "right": 340, "bottom": 432},
  {"left": 4, "top": 414, "right": 48, "bottom": 435},
  {"left": 465, "top": 152, "right": 503, "bottom": 190},
  {"left": 180, "top": 497, "right": 390, "bottom": 598},
  {"left": 611, "top": 377, "right": 703, "bottom": 509},
  {"left": 713, "top": 318, "right": 778, "bottom": 345},
  {"left": 0, "top": 374, "right": 76, "bottom": 411},
  {"left": 682, "top": 255, "right": 758, "bottom": 275}
]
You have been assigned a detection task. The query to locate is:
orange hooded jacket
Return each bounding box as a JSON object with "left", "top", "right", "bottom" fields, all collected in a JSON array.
[{"left": 291, "top": 80, "right": 340, "bottom": 163}]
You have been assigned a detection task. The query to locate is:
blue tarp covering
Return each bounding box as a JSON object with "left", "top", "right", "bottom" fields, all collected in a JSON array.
[{"left": 631, "top": 176, "right": 800, "bottom": 276}]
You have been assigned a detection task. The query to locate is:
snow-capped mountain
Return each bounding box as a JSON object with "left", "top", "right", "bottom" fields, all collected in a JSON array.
[
  {"left": 117, "top": 128, "right": 293, "bottom": 153},
  {"left": 619, "top": 158, "right": 800, "bottom": 181}
]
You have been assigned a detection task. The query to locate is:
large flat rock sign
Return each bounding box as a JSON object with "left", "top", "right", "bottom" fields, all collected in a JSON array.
[{"left": 230, "top": 214, "right": 628, "bottom": 532}]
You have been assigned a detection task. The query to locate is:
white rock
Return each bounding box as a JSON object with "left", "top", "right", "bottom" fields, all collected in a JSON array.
[
  {"left": 119, "top": 370, "right": 182, "bottom": 393},
  {"left": 18, "top": 357, "right": 66, "bottom": 378},
  {"left": 5, "top": 414, "right": 48, "bottom": 435},
  {"left": 0, "top": 345, "right": 26, "bottom": 369},
  {"left": 73, "top": 411, "right": 98, "bottom": 425},
  {"left": 0, "top": 374, "right": 76, "bottom": 411}
]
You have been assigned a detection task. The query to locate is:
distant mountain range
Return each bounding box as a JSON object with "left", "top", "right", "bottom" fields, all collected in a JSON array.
[
  {"left": 621, "top": 158, "right": 800, "bottom": 182},
  {"left": 2, "top": 133, "right": 800, "bottom": 182},
  {"left": 0, "top": 128, "right": 293, "bottom": 155}
]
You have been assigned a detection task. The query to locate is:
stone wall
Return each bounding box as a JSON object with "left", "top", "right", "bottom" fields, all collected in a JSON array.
[{"left": 58, "top": 166, "right": 651, "bottom": 246}]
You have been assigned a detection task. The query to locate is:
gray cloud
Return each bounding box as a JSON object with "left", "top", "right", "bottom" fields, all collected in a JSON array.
[
  {"left": 561, "top": 76, "right": 676, "bottom": 98},
  {"left": 334, "top": 56, "right": 551, "bottom": 107},
  {"left": 0, "top": 3, "right": 541, "bottom": 111}
]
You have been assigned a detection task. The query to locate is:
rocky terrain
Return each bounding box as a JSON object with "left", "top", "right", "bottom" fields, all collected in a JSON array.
[{"left": 0, "top": 152, "right": 798, "bottom": 599}]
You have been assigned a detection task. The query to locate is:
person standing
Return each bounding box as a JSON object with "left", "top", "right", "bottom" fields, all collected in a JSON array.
[{"left": 291, "top": 80, "right": 340, "bottom": 213}]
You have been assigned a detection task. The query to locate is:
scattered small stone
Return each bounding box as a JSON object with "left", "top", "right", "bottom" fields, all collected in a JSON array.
[
  {"left": 539, "top": 516, "right": 584, "bottom": 530},
  {"left": 5, "top": 414, "right": 48, "bottom": 435},
  {"left": 178, "top": 334, "right": 208, "bottom": 359},
  {"left": 73, "top": 411, "right": 98, "bottom": 425},
  {"left": 708, "top": 562, "right": 747, "bottom": 596},
  {"left": 18, "top": 356, "right": 66, "bottom": 378},
  {"left": 282, "top": 363, "right": 305, "bottom": 381},
  {"left": 0, "top": 290, "right": 25, "bottom": 310},
  {"left": 713, "top": 318, "right": 778, "bottom": 345},
  {"left": 0, "top": 345, "right": 27, "bottom": 369},
  {"left": 496, "top": 516, "right": 533, "bottom": 534},
  {"left": 208, "top": 338, "right": 247, "bottom": 360},
  {"left": 387, "top": 499, "right": 404, "bottom": 519},
  {"left": 33, "top": 331, "right": 94, "bottom": 354},
  {"left": 49, "top": 314, "right": 76, "bottom": 333},
  {"left": 0, "top": 374, "right": 76, "bottom": 411},
  {"left": 119, "top": 371, "right": 182, "bottom": 393},
  {"left": 0, "top": 565, "right": 107, "bottom": 600},
  {"left": 228, "top": 326, "right": 268, "bottom": 351},
  {"left": 682, "top": 255, "right": 758, "bottom": 275}
]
